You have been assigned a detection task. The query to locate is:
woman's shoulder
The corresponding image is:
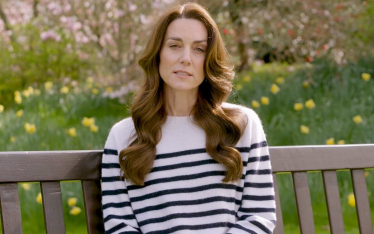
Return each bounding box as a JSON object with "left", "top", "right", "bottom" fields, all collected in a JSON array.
[
  {"left": 108, "top": 116, "right": 135, "bottom": 139},
  {"left": 221, "top": 102, "right": 259, "bottom": 120},
  {"left": 111, "top": 116, "right": 134, "bottom": 131}
]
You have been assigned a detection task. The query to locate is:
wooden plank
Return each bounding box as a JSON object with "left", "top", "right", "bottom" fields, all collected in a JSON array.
[
  {"left": 292, "top": 172, "right": 315, "bottom": 233},
  {"left": 82, "top": 180, "right": 105, "bottom": 234},
  {"left": 1, "top": 145, "right": 374, "bottom": 181},
  {"left": 272, "top": 173, "right": 284, "bottom": 234},
  {"left": 351, "top": 169, "right": 373, "bottom": 234},
  {"left": 0, "top": 183, "right": 23, "bottom": 234},
  {"left": 269, "top": 144, "right": 374, "bottom": 172},
  {"left": 40, "top": 182, "right": 65, "bottom": 234},
  {"left": 322, "top": 170, "right": 345, "bottom": 234},
  {"left": 0, "top": 151, "right": 102, "bottom": 182}
]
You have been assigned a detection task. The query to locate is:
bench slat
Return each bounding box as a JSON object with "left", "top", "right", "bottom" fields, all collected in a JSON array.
[
  {"left": 351, "top": 169, "right": 373, "bottom": 234},
  {"left": 40, "top": 182, "right": 65, "bottom": 234},
  {"left": 322, "top": 170, "right": 345, "bottom": 234},
  {"left": 292, "top": 172, "right": 315, "bottom": 233},
  {"left": 272, "top": 173, "right": 284, "bottom": 234},
  {"left": 0, "top": 183, "right": 23, "bottom": 234},
  {"left": 82, "top": 180, "right": 105, "bottom": 234},
  {"left": 0, "top": 151, "right": 102, "bottom": 182},
  {"left": 270, "top": 145, "right": 374, "bottom": 172}
]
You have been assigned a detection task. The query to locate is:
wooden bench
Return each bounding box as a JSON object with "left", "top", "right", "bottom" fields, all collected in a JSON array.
[{"left": 0, "top": 144, "right": 373, "bottom": 234}]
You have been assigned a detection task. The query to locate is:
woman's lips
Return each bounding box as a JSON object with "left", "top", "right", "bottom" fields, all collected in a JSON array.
[{"left": 174, "top": 72, "right": 192, "bottom": 78}]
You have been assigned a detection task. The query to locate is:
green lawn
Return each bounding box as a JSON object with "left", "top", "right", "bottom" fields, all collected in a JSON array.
[{"left": 0, "top": 56, "right": 373, "bottom": 233}]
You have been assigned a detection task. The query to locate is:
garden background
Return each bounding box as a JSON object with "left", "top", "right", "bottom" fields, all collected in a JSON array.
[{"left": 0, "top": 0, "right": 373, "bottom": 233}]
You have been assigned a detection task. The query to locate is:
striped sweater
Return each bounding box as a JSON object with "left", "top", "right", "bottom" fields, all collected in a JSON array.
[{"left": 101, "top": 103, "right": 277, "bottom": 234}]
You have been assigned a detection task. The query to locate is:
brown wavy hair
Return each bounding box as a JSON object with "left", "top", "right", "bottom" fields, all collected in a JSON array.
[{"left": 119, "top": 2, "right": 247, "bottom": 186}]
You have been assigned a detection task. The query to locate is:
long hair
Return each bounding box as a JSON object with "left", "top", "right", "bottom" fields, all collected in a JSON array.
[{"left": 119, "top": 2, "right": 247, "bottom": 186}]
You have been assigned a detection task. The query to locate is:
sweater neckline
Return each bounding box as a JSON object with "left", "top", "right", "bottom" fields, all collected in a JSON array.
[{"left": 166, "top": 115, "right": 194, "bottom": 124}]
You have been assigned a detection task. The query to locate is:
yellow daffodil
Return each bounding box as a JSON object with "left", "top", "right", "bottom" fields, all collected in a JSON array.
[
  {"left": 23, "top": 90, "right": 30, "bottom": 97},
  {"left": 10, "top": 136, "right": 16, "bottom": 142},
  {"left": 361, "top": 73, "right": 371, "bottom": 81},
  {"left": 90, "top": 125, "right": 99, "bottom": 133},
  {"left": 337, "top": 140, "right": 345, "bottom": 145},
  {"left": 300, "top": 125, "right": 310, "bottom": 134},
  {"left": 27, "top": 86, "right": 34, "bottom": 95},
  {"left": 15, "top": 91, "right": 21, "bottom": 96},
  {"left": 36, "top": 193, "right": 42, "bottom": 204},
  {"left": 44, "top": 81, "right": 53, "bottom": 91},
  {"left": 270, "top": 84, "right": 280, "bottom": 94},
  {"left": 326, "top": 138, "right": 335, "bottom": 145},
  {"left": 61, "top": 86, "right": 69, "bottom": 94},
  {"left": 106, "top": 87, "right": 113, "bottom": 93},
  {"left": 353, "top": 115, "right": 362, "bottom": 124},
  {"left": 24, "top": 123, "right": 36, "bottom": 134},
  {"left": 21, "top": 183, "right": 31, "bottom": 190},
  {"left": 294, "top": 103, "right": 303, "bottom": 111},
  {"left": 236, "top": 84, "right": 243, "bottom": 91},
  {"left": 302, "top": 81, "right": 309, "bottom": 88},
  {"left": 92, "top": 88, "right": 99, "bottom": 94},
  {"left": 261, "top": 97, "right": 269, "bottom": 105},
  {"left": 34, "top": 89, "right": 41, "bottom": 96},
  {"left": 69, "top": 206, "right": 81, "bottom": 215},
  {"left": 86, "top": 83, "right": 93, "bottom": 89},
  {"left": 68, "top": 197, "right": 77, "bottom": 206},
  {"left": 68, "top": 128, "right": 77, "bottom": 137},
  {"left": 365, "top": 171, "right": 370, "bottom": 178},
  {"left": 243, "top": 76, "right": 251, "bottom": 82},
  {"left": 15, "top": 95, "right": 22, "bottom": 104},
  {"left": 347, "top": 193, "right": 355, "bottom": 207},
  {"left": 86, "top": 77, "right": 94, "bottom": 83},
  {"left": 82, "top": 117, "right": 95, "bottom": 127},
  {"left": 16, "top": 110, "right": 23, "bottom": 117},
  {"left": 275, "top": 77, "right": 285, "bottom": 84},
  {"left": 0, "top": 104, "right": 4, "bottom": 113},
  {"left": 251, "top": 100, "right": 260, "bottom": 109},
  {"left": 305, "top": 99, "right": 316, "bottom": 109}
]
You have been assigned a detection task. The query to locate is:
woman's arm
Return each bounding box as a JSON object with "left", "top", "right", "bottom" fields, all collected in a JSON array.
[
  {"left": 101, "top": 128, "right": 141, "bottom": 233},
  {"left": 227, "top": 110, "right": 277, "bottom": 234}
]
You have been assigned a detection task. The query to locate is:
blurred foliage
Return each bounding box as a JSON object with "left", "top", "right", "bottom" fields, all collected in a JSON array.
[
  {"left": 0, "top": 22, "right": 91, "bottom": 104},
  {"left": 0, "top": 0, "right": 373, "bottom": 103},
  {"left": 0, "top": 56, "right": 373, "bottom": 233}
]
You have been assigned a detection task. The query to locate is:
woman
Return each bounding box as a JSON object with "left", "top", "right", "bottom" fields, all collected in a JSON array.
[{"left": 101, "top": 2, "right": 276, "bottom": 234}]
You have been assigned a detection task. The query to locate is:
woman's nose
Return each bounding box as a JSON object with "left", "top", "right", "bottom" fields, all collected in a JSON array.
[{"left": 180, "top": 48, "right": 191, "bottom": 65}]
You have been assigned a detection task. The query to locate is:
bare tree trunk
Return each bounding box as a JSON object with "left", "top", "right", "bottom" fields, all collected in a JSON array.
[
  {"left": 33, "top": 0, "right": 39, "bottom": 18},
  {"left": 229, "top": 0, "right": 250, "bottom": 72},
  {"left": 0, "top": 1, "right": 15, "bottom": 43}
]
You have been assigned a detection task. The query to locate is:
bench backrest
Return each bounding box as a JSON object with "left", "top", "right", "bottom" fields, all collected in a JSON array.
[
  {"left": 0, "top": 144, "right": 373, "bottom": 234},
  {"left": 271, "top": 144, "right": 374, "bottom": 234}
]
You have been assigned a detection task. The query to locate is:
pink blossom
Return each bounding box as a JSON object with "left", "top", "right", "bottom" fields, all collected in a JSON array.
[
  {"left": 40, "top": 30, "right": 61, "bottom": 42},
  {"left": 73, "top": 22, "right": 82, "bottom": 31},
  {"left": 129, "top": 3, "right": 137, "bottom": 12},
  {"left": 64, "top": 4, "right": 71, "bottom": 13},
  {"left": 116, "top": 10, "right": 125, "bottom": 18},
  {"left": 60, "top": 16, "right": 67, "bottom": 24}
]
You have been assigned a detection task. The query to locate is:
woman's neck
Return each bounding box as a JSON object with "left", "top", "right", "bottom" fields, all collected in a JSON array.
[{"left": 163, "top": 87, "right": 198, "bottom": 116}]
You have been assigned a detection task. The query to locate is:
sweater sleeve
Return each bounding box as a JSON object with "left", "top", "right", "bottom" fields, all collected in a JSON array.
[
  {"left": 227, "top": 110, "right": 277, "bottom": 234},
  {"left": 101, "top": 128, "right": 141, "bottom": 234}
]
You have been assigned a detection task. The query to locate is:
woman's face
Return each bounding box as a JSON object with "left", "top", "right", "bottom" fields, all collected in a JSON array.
[{"left": 159, "top": 18, "right": 208, "bottom": 94}]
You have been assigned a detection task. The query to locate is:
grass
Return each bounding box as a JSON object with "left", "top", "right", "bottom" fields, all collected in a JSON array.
[{"left": 0, "top": 55, "right": 373, "bottom": 233}]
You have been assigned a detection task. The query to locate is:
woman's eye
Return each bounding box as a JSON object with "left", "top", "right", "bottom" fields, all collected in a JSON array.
[
  {"left": 170, "top": 44, "right": 179, "bottom": 48},
  {"left": 196, "top": 48, "right": 205, "bottom": 52}
]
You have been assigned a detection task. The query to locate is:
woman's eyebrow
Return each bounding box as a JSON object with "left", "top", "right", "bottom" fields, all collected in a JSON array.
[{"left": 166, "top": 37, "right": 207, "bottom": 44}]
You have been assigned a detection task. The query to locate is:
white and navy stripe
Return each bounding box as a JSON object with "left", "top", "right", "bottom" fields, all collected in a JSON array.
[{"left": 101, "top": 103, "right": 277, "bottom": 233}]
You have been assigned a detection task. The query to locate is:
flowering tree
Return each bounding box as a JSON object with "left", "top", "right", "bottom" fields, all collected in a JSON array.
[
  {"left": 0, "top": 0, "right": 372, "bottom": 102},
  {"left": 199, "top": 0, "right": 372, "bottom": 71}
]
